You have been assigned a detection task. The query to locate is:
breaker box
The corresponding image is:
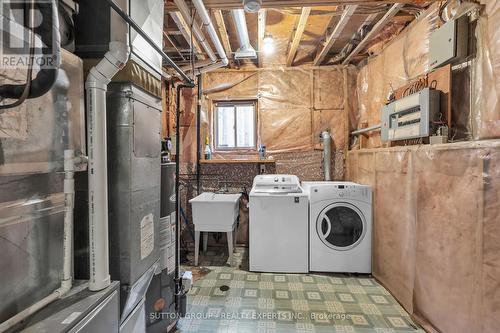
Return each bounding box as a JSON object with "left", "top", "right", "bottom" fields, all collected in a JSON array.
[
  {"left": 381, "top": 88, "right": 440, "bottom": 142},
  {"left": 429, "top": 16, "right": 469, "bottom": 70}
]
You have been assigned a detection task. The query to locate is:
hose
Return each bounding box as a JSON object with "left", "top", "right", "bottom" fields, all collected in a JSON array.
[
  {"left": 0, "top": 0, "right": 61, "bottom": 106},
  {"left": 0, "top": 0, "right": 35, "bottom": 110}
]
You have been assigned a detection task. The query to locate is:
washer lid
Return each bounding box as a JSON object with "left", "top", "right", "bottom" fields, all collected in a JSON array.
[{"left": 316, "top": 202, "right": 366, "bottom": 251}]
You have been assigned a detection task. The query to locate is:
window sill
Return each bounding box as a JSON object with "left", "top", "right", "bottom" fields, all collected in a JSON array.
[{"left": 199, "top": 158, "right": 275, "bottom": 165}]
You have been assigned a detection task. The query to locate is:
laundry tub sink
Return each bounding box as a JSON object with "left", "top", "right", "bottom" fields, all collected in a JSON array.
[
  {"left": 189, "top": 192, "right": 241, "bottom": 266},
  {"left": 189, "top": 192, "right": 241, "bottom": 230}
]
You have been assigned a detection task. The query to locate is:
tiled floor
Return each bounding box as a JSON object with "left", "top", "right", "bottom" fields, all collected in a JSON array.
[{"left": 178, "top": 247, "right": 423, "bottom": 333}]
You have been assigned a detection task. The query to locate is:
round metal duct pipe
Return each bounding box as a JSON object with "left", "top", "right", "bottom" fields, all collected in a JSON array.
[{"left": 243, "top": 0, "right": 262, "bottom": 13}]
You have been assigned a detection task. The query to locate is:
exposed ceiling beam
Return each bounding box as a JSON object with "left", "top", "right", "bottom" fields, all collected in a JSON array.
[
  {"left": 313, "top": 5, "right": 357, "bottom": 66},
  {"left": 359, "top": 12, "right": 379, "bottom": 28},
  {"left": 342, "top": 3, "right": 403, "bottom": 64},
  {"left": 213, "top": 10, "right": 233, "bottom": 59},
  {"left": 286, "top": 7, "right": 311, "bottom": 67},
  {"left": 257, "top": 9, "right": 267, "bottom": 68},
  {"left": 163, "top": 31, "right": 186, "bottom": 61},
  {"left": 165, "top": 28, "right": 183, "bottom": 35},
  {"left": 166, "top": 1, "right": 416, "bottom": 11},
  {"left": 169, "top": 12, "right": 206, "bottom": 60}
]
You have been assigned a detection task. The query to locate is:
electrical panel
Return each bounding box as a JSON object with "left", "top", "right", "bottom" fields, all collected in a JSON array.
[
  {"left": 381, "top": 88, "right": 440, "bottom": 142},
  {"left": 429, "top": 16, "right": 469, "bottom": 70}
]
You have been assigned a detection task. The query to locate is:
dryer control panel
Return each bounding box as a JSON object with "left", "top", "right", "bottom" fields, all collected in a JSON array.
[
  {"left": 334, "top": 184, "right": 369, "bottom": 199},
  {"left": 303, "top": 182, "right": 372, "bottom": 202}
]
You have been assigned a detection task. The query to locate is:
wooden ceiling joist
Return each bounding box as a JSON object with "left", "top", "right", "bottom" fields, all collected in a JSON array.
[
  {"left": 169, "top": 11, "right": 206, "bottom": 60},
  {"left": 286, "top": 7, "right": 311, "bottom": 67},
  {"left": 257, "top": 9, "right": 267, "bottom": 68},
  {"left": 313, "top": 5, "right": 357, "bottom": 66},
  {"left": 165, "top": 28, "right": 183, "bottom": 36},
  {"left": 213, "top": 10, "right": 233, "bottom": 59},
  {"left": 163, "top": 31, "right": 186, "bottom": 61},
  {"left": 166, "top": 1, "right": 416, "bottom": 11},
  {"left": 342, "top": 3, "right": 403, "bottom": 64}
]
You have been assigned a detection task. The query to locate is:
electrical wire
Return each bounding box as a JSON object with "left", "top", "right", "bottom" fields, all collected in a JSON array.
[
  {"left": 438, "top": 0, "right": 452, "bottom": 24},
  {"left": 402, "top": 77, "right": 428, "bottom": 97},
  {"left": 0, "top": 0, "right": 36, "bottom": 111}
]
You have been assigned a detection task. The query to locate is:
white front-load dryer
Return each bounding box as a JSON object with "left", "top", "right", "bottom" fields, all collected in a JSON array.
[{"left": 302, "top": 181, "right": 372, "bottom": 273}]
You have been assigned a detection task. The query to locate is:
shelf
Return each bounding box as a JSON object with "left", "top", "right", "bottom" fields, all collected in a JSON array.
[{"left": 199, "top": 159, "right": 276, "bottom": 165}]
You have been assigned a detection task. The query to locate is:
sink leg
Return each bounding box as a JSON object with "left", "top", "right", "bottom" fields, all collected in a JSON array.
[
  {"left": 227, "top": 231, "right": 233, "bottom": 265},
  {"left": 233, "top": 229, "right": 237, "bottom": 249},
  {"left": 203, "top": 232, "right": 208, "bottom": 252},
  {"left": 195, "top": 230, "right": 200, "bottom": 266}
]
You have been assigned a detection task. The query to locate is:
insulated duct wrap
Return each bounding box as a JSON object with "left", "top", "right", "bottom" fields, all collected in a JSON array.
[{"left": 346, "top": 141, "right": 500, "bottom": 333}]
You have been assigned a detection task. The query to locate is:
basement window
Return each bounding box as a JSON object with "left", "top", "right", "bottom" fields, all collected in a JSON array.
[{"left": 214, "top": 101, "right": 256, "bottom": 150}]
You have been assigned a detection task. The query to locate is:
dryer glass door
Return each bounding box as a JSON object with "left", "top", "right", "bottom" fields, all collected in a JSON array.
[{"left": 317, "top": 202, "right": 366, "bottom": 251}]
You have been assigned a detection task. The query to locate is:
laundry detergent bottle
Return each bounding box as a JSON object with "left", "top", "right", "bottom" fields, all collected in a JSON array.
[{"left": 204, "top": 136, "right": 212, "bottom": 160}]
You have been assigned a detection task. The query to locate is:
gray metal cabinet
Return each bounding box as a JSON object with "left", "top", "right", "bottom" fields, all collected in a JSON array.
[{"left": 106, "top": 83, "right": 162, "bottom": 316}]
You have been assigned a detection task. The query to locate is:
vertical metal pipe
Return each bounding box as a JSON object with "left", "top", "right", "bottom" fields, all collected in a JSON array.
[
  {"left": 175, "top": 83, "right": 194, "bottom": 310},
  {"left": 321, "top": 131, "right": 332, "bottom": 181},
  {"left": 196, "top": 75, "right": 202, "bottom": 194}
]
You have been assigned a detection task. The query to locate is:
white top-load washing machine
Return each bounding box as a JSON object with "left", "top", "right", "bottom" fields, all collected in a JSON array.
[
  {"left": 302, "top": 181, "right": 372, "bottom": 273},
  {"left": 249, "top": 175, "right": 309, "bottom": 273}
]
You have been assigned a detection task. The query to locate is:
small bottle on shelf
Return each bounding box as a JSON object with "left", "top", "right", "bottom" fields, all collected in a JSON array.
[{"left": 204, "top": 136, "right": 212, "bottom": 160}]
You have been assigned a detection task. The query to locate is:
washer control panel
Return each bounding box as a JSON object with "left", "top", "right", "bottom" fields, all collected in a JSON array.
[{"left": 252, "top": 174, "right": 301, "bottom": 193}]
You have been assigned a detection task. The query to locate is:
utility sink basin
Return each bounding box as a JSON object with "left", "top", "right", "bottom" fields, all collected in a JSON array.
[
  {"left": 189, "top": 192, "right": 241, "bottom": 231},
  {"left": 189, "top": 192, "right": 242, "bottom": 266}
]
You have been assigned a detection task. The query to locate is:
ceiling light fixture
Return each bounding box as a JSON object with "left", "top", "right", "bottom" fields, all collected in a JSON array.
[
  {"left": 263, "top": 34, "right": 274, "bottom": 45},
  {"left": 262, "top": 34, "right": 274, "bottom": 55},
  {"left": 263, "top": 42, "right": 274, "bottom": 55},
  {"left": 243, "top": 0, "right": 262, "bottom": 13}
]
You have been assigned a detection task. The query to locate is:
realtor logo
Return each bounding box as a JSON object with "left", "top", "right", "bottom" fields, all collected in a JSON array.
[{"left": 1, "top": 0, "right": 59, "bottom": 69}]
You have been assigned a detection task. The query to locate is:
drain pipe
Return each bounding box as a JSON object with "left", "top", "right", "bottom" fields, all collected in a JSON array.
[
  {"left": 86, "top": 0, "right": 130, "bottom": 292},
  {"left": 321, "top": 131, "right": 332, "bottom": 181},
  {"left": 171, "top": 0, "right": 228, "bottom": 75},
  {"left": 192, "top": 0, "right": 229, "bottom": 73},
  {"left": 173, "top": 0, "right": 217, "bottom": 62},
  {"left": 196, "top": 75, "right": 202, "bottom": 194},
  {"left": 0, "top": 150, "right": 83, "bottom": 333},
  {"left": 175, "top": 83, "right": 194, "bottom": 312}
]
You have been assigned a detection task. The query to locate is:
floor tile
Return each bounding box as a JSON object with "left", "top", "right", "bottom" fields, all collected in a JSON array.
[{"left": 178, "top": 247, "right": 423, "bottom": 333}]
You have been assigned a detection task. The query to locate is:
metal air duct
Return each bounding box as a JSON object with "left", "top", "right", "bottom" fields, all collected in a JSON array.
[{"left": 231, "top": 9, "right": 257, "bottom": 60}]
